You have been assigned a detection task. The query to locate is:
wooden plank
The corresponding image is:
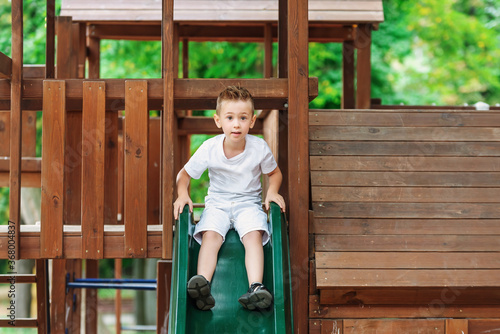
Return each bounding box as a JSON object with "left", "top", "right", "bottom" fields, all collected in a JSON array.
[
  {"left": 309, "top": 320, "right": 321, "bottom": 334},
  {"left": 0, "top": 230, "right": 164, "bottom": 259},
  {"left": 312, "top": 187, "right": 500, "bottom": 203},
  {"left": 320, "top": 288, "right": 500, "bottom": 305},
  {"left": 104, "top": 111, "right": 118, "bottom": 225},
  {"left": 355, "top": 24, "right": 371, "bottom": 109},
  {"left": 468, "top": 320, "right": 500, "bottom": 333},
  {"left": 50, "top": 260, "right": 67, "bottom": 333},
  {"left": 0, "top": 77, "right": 319, "bottom": 106},
  {"left": 311, "top": 171, "right": 500, "bottom": 187},
  {"left": 115, "top": 259, "right": 122, "bottom": 334},
  {"left": 0, "top": 51, "right": 12, "bottom": 79},
  {"left": 310, "top": 141, "right": 500, "bottom": 156},
  {"left": 322, "top": 320, "right": 343, "bottom": 334},
  {"left": 313, "top": 202, "right": 500, "bottom": 219},
  {"left": 310, "top": 156, "right": 500, "bottom": 172},
  {"left": 316, "top": 252, "right": 500, "bottom": 269},
  {"left": 63, "top": 111, "right": 82, "bottom": 225},
  {"left": 85, "top": 259, "right": 98, "bottom": 334},
  {"left": 0, "top": 274, "right": 36, "bottom": 283},
  {"left": 56, "top": 17, "right": 73, "bottom": 79},
  {"left": 81, "top": 81, "right": 106, "bottom": 259},
  {"left": 0, "top": 111, "right": 10, "bottom": 155},
  {"left": 162, "top": 0, "right": 175, "bottom": 260},
  {"left": 148, "top": 118, "right": 161, "bottom": 225},
  {"left": 313, "top": 218, "right": 500, "bottom": 235},
  {"left": 88, "top": 36, "right": 100, "bottom": 79},
  {"left": 77, "top": 23, "right": 86, "bottom": 78},
  {"left": 309, "top": 297, "right": 500, "bottom": 319},
  {"left": 287, "top": 0, "right": 309, "bottom": 332},
  {"left": 309, "top": 110, "right": 500, "bottom": 127},
  {"left": 315, "top": 235, "right": 500, "bottom": 252},
  {"left": 124, "top": 80, "right": 148, "bottom": 257},
  {"left": 0, "top": 172, "right": 40, "bottom": 188},
  {"left": 157, "top": 260, "right": 172, "bottom": 333},
  {"left": 36, "top": 260, "right": 48, "bottom": 334},
  {"left": 46, "top": 0, "right": 55, "bottom": 78},
  {"left": 343, "top": 319, "right": 445, "bottom": 334},
  {"left": 317, "top": 269, "right": 500, "bottom": 288},
  {"left": 9, "top": 0, "right": 23, "bottom": 261},
  {"left": 22, "top": 110, "right": 37, "bottom": 156},
  {"left": 310, "top": 126, "right": 500, "bottom": 141},
  {"left": 342, "top": 41, "right": 355, "bottom": 109},
  {"left": 446, "top": 319, "right": 468, "bottom": 334},
  {"left": 0, "top": 319, "right": 37, "bottom": 327},
  {"left": 41, "top": 80, "right": 65, "bottom": 258}
]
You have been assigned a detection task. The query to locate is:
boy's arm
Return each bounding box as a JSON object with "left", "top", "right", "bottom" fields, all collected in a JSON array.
[
  {"left": 173, "top": 168, "right": 193, "bottom": 219},
  {"left": 265, "top": 167, "right": 286, "bottom": 212}
]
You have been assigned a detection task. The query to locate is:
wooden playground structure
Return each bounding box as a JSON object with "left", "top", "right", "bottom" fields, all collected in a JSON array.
[{"left": 1, "top": 0, "right": 500, "bottom": 333}]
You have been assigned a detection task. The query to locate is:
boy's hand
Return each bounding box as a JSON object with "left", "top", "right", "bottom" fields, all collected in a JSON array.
[
  {"left": 173, "top": 194, "right": 193, "bottom": 220},
  {"left": 265, "top": 191, "right": 286, "bottom": 213}
]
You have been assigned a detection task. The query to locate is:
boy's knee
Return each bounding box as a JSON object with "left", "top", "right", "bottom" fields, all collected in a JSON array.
[
  {"left": 242, "top": 230, "right": 263, "bottom": 244},
  {"left": 202, "top": 231, "right": 224, "bottom": 244}
]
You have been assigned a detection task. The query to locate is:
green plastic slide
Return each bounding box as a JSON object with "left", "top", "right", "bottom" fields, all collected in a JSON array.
[{"left": 169, "top": 203, "right": 294, "bottom": 334}]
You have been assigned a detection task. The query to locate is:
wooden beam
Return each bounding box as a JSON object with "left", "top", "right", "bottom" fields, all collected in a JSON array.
[
  {"left": 23, "top": 65, "right": 45, "bottom": 79},
  {"left": 81, "top": 82, "right": 106, "bottom": 259},
  {"left": 355, "top": 24, "right": 372, "bottom": 109},
  {"left": 162, "top": 0, "right": 175, "bottom": 260},
  {"left": 124, "top": 80, "right": 149, "bottom": 257},
  {"left": 46, "top": 0, "right": 55, "bottom": 78},
  {"left": 40, "top": 80, "right": 66, "bottom": 258},
  {"left": 10, "top": 0, "right": 23, "bottom": 260},
  {"left": 287, "top": 0, "right": 309, "bottom": 333},
  {"left": 264, "top": 23, "right": 273, "bottom": 78},
  {"left": 56, "top": 17, "right": 74, "bottom": 79},
  {"left": 36, "top": 260, "right": 49, "bottom": 334},
  {"left": 156, "top": 260, "right": 172, "bottom": 333},
  {"left": 0, "top": 52, "right": 12, "bottom": 79},
  {"left": 342, "top": 40, "right": 355, "bottom": 109},
  {"left": 0, "top": 77, "right": 319, "bottom": 110}
]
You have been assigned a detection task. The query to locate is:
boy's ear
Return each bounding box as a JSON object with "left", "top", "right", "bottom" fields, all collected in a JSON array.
[
  {"left": 213, "top": 113, "right": 222, "bottom": 128},
  {"left": 249, "top": 114, "right": 257, "bottom": 128}
]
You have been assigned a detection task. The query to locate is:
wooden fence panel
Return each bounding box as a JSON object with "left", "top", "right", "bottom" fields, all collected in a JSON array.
[
  {"left": 124, "top": 80, "right": 148, "bottom": 257},
  {"left": 81, "top": 81, "right": 105, "bottom": 259},
  {"left": 40, "top": 80, "right": 65, "bottom": 258}
]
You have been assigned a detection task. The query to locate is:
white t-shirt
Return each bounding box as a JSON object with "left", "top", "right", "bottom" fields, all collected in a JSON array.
[{"left": 184, "top": 134, "right": 278, "bottom": 205}]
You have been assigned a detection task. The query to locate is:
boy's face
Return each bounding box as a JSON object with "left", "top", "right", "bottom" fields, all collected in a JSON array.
[{"left": 214, "top": 100, "right": 256, "bottom": 145}]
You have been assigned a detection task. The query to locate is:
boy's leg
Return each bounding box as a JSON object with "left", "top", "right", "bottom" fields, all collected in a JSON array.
[
  {"left": 198, "top": 231, "right": 224, "bottom": 282},
  {"left": 241, "top": 230, "right": 264, "bottom": 285}
]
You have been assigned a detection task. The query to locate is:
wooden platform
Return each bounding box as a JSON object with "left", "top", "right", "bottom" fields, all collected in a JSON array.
[
  {"left": 61, "top": 0, "right": 385, "bottom": 24},
  {"left": 309, "top": 109, "right": 500, "bottom": 332}
]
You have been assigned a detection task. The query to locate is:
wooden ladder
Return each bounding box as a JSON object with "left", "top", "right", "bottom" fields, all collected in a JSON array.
[{"left": 0, "top": 259, "right": 49, "bottom": 332}]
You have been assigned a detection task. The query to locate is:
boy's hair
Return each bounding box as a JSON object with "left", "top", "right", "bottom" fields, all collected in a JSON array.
[{"left": 216, "top": 86, "right": 255, "bottom": 115}]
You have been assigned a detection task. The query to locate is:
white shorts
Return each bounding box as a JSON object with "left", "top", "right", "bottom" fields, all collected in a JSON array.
[{"left": 193, "top": 201, "right": 270, "bottom": 245}]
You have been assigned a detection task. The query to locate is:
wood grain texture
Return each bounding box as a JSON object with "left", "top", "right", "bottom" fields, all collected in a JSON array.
[
  {"left": 41, "top": 81, "right": 65, "bottom": 258},
  {"left": 81, "top": 81, "right": 106, "bottom": 259},
  {"left": 124, "top": 80, "right": 148, "bottom": 257}
]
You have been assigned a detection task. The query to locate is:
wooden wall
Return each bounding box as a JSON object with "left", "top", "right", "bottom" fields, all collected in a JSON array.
[{"left": 308, "top": 109, "right": 500, "bottom": 333}]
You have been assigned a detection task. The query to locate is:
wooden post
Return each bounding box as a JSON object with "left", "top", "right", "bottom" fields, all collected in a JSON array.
[
  {"left": 287, "top": 0, "right": 309, "bottom": 332},
  {"left": 9, "top": 0, "right": 23, "bottom": 260},
  {"left": 50, "top": 259, "right": 67, "bottom": 334},
  {"left": 162, "top": 0, "right": 175, "bottom": 260},
  {"left": 36, "top": 260, "right": 49, "bottom": 334},
  {"left": 46, "top": 0, "right": 55, "bottom": 79},
  {"left": 264, "top": 23, "right": 273, "bottom": 79},
  {"left": 115, "top": 259, "right": 122, "bottom": 334},
  {"left": 278, "top": 0, "right": 289, "bottom": 208},
  {"left": 81, "top": 81, "right": 106, "bottom": 259},
  {"left": 355, "top": 24, "right": 372, "bottom": 109},
  {"left": 86, "top": 25, "right": 101, "bottom": 334},
  {"left": 124, "top": 80, "right": 149, "bottom": 257},
  {"left": 156, "top": 260, "right": 172, "bottom": 334},
  {"left": 342, "top": 40, "right": 355, "bottom": 109},
  {"left": 40, "top": 80, "right": 65, "bottom": 258}
]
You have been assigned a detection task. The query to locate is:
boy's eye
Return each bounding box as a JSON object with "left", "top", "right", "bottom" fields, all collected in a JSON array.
[
  {"left": 227, "top": 116, "right": 232, "bottom": 120},
  {"left": 241, "top": 117, "right": 247, "bottom": 120}
]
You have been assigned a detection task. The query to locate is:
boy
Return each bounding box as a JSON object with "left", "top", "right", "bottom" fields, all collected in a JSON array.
[{"left": 173, "top": 86, "right": 285, "bottom": 311}]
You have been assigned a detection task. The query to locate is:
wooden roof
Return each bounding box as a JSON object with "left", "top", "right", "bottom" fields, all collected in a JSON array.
[{"left": 60, "top": 0, "right": 384, "bottom": 24}]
